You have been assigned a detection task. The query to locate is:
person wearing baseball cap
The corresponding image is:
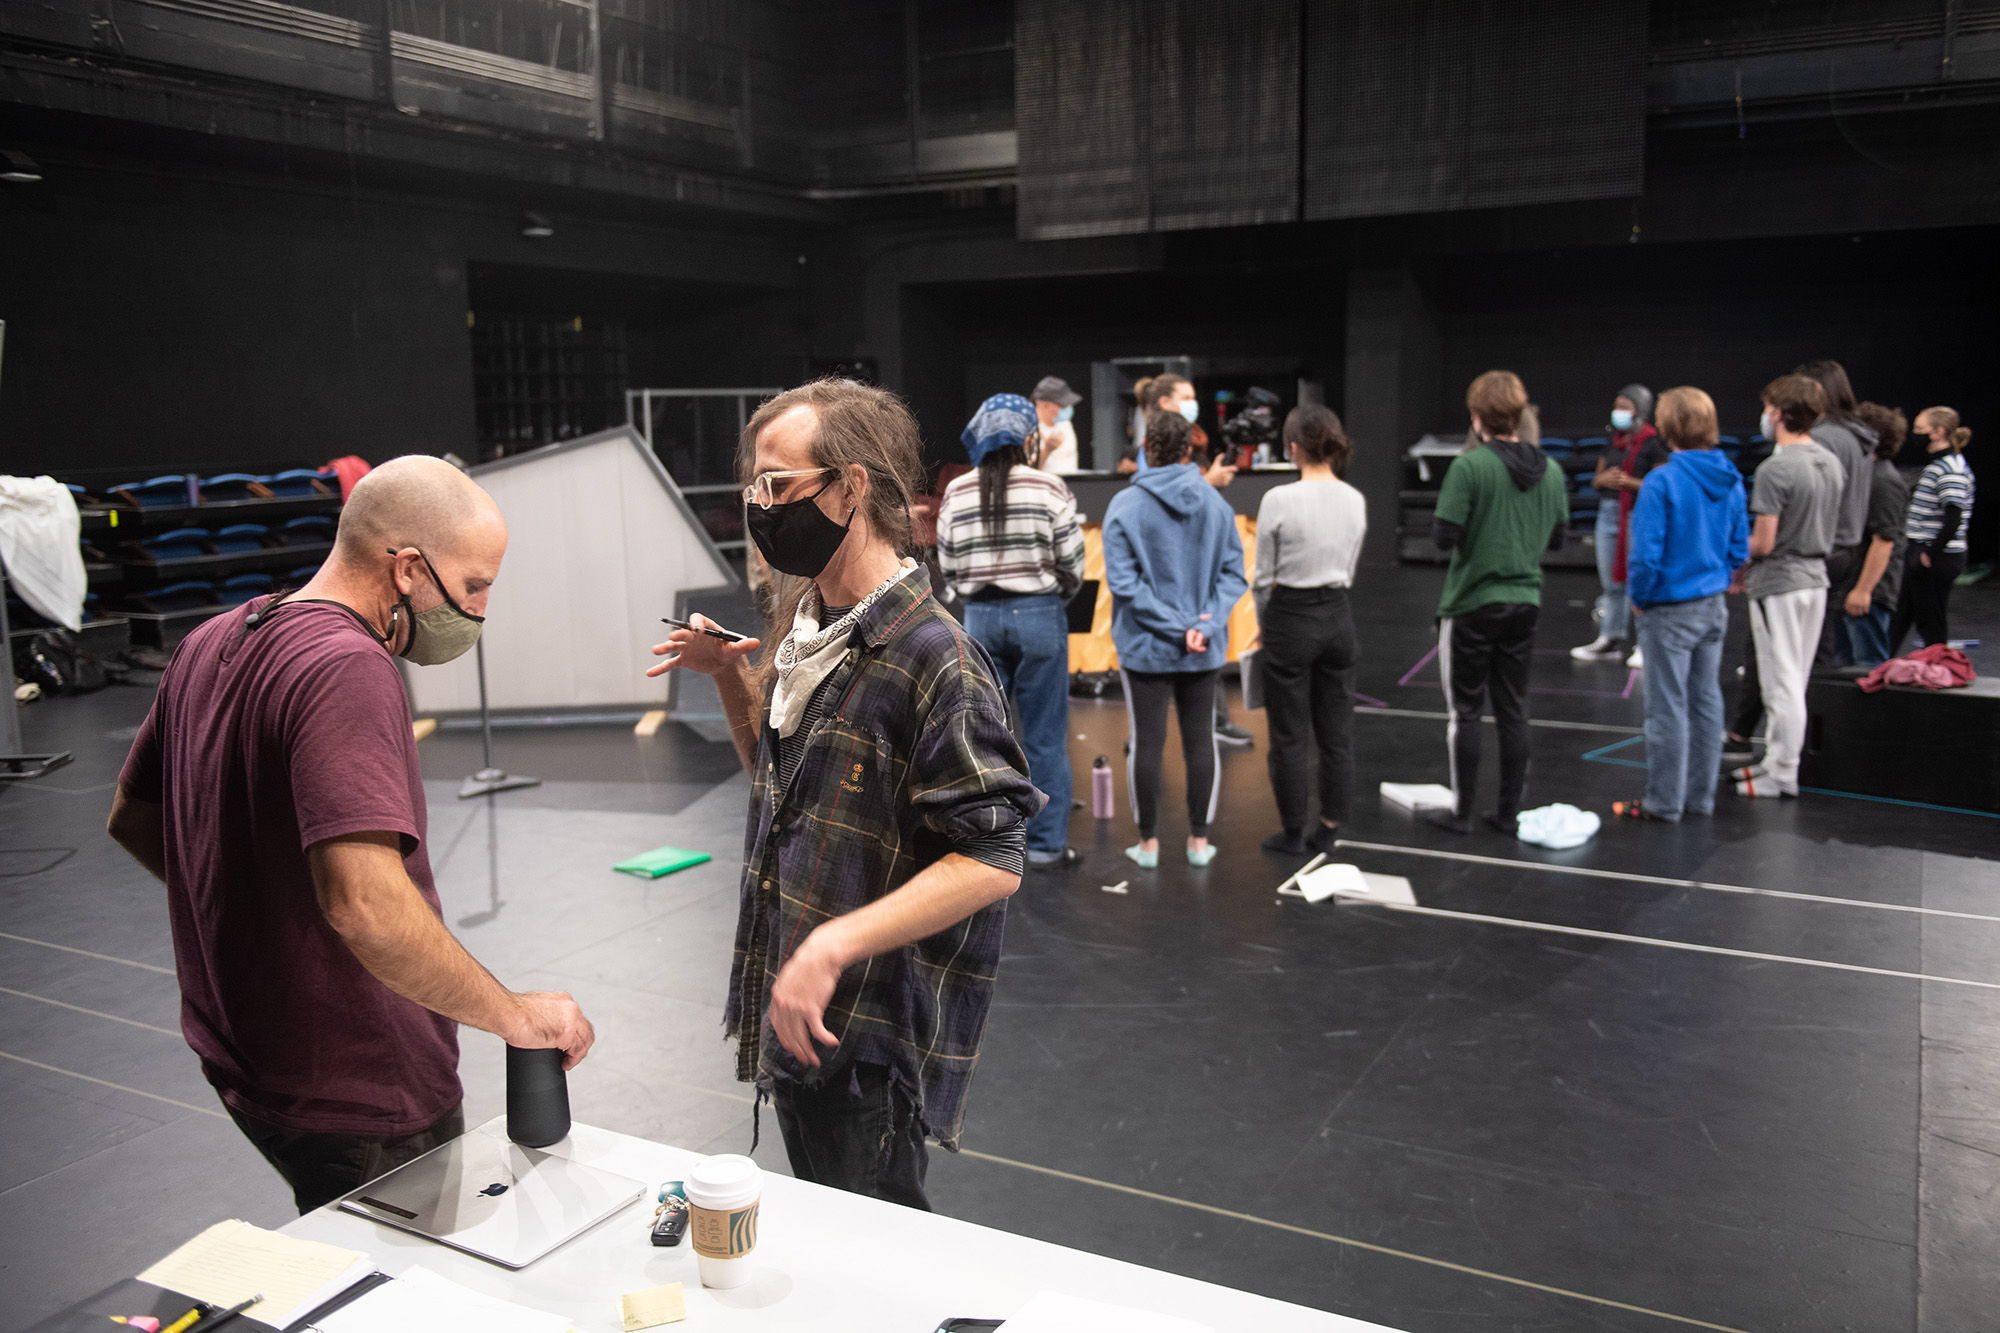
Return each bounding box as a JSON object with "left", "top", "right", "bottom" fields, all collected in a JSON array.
[{"left": 1031, "top": 376, "right": 1083, "bottom": 474}]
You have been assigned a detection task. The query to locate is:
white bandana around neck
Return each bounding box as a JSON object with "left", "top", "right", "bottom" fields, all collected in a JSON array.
[{"left": 769, "top": 558, "right": 921, "bottom": 739}]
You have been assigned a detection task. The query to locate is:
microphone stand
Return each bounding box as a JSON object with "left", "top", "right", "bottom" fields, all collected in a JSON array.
[{"left": 458, "top": 636, "right": 540, "bottom": 798}]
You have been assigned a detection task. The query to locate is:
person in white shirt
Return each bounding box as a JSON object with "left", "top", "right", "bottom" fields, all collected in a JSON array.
[
  {"left": 1251, "top": 404, "right": 1368, "bottom": 855},
  {"left": 1030, "top": 376, "right": 1083, "bottom": 474}
]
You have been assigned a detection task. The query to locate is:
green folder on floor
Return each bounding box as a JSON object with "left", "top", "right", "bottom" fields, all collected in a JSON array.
[{"left": 613, "top": 845, "right": 712, "bottom": 879}]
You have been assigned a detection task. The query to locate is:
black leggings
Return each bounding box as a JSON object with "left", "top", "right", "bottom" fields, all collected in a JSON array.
[
  {"left": 1890, "top": 546, "right": 1965, "bottom": 652},
  {"left": 1121, "top": 668, "right": 1220, "bottom": 839}
]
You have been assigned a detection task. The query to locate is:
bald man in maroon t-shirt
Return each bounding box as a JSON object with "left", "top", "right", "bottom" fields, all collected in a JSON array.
[{"left": 109, "top": 456, "right": 594, "bottom": 1212}]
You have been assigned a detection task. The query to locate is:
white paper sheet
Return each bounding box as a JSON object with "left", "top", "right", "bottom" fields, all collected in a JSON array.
[
  {"left": 1002, "top": 1290, "right": 1214, "bottom": 1333},
  {"left": 316, "top": 1265, "right": 571, "bottom": 1333}
]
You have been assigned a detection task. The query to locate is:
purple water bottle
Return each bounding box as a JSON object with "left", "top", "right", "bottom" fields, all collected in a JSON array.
[{"left": 1091, "top": 756, "right": 1114, "bottom": 819}]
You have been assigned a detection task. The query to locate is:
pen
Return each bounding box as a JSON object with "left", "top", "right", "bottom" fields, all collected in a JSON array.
[
  {"left": 181, "top": 1296, "right": 261, "bottom": 1333},
  {"left": 661, "top": 616, "right": 747, "bottom": 643}
]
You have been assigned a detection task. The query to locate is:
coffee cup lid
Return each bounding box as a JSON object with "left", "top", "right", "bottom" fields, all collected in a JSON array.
[{"left": 688, "top": 1153, "right": 762, "bottom": 1199}]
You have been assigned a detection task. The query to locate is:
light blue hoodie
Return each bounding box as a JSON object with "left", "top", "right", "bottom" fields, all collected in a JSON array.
[
  {"left": 1101, "top": 463, "right": 1248, "bottom": 673},
  {"left": 1627, "top": 448, "right": 1750, "bottom": 607}
]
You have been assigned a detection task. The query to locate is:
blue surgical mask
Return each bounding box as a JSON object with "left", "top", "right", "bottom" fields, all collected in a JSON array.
[
  {"left": 1055, "top": 405, "right": 1074, "bottom": 424},
  {"left": 1610, "top": 408, "right": 1635, "bottom": 431},
  {"left": 1177, "top": 400, "right": 1199, "bottom": 423}
]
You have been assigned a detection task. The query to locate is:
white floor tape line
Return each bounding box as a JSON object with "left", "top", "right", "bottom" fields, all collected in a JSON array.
[
  {"left": 1334, "top": 839, "right": 2000, "bottom": 924},
  {"left": 1365, "top": 901, "right": 2000, "bottom": 989}
]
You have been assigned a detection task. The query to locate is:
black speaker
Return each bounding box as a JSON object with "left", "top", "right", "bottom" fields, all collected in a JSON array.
[{"left": 506, "top": 1046, "right": 572, "bottom": 1148}]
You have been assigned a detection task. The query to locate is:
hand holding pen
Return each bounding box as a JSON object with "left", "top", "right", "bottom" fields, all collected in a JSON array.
[{"left": 647, "top": 615, "right": 760, "bottom": 679}]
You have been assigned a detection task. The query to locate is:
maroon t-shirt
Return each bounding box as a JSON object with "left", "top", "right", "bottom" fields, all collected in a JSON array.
[{"left": 119, "top": 598, "right": 460, "bottom": 1135}]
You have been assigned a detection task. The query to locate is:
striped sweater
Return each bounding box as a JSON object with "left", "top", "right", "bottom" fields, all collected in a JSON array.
[
  {"left": 1904, "top": 452, "right": 1975, "bottom": 554},
  {"left": 937, "top": 465, "right": 1086, "bottom": 599}
]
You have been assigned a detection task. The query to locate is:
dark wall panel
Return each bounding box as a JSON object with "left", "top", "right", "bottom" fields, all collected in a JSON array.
[
  {"left": 0, "top": 152, "right": 804, "bottom": 483},
  {"left": 1016, "top": 0, "right": 1299, "bottom": 241},
  {"left": 1303, "top": 0, "right": 1647, "bottom": 220}
]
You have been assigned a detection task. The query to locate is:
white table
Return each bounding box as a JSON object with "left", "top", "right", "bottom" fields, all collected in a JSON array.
[{"left": 283, "top": 1118, "right": 1400, "bottom": 1333}]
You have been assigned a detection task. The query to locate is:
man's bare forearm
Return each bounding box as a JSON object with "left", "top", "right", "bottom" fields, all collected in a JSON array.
[
  {"left": 805, "top": 852, "right": 1018, "bottom": 970},
  {"left": 107, "top": 788, "right": 168, "bottom": 882},
  {"left": 311, "top": 836, "right": 526, "bottom": 1042},
  {"left": 1852, "top": 535, "right": 1894, "bottom": 603}
]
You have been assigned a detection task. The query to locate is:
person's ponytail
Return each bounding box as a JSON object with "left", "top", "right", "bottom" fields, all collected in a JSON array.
[{"left": 1922, "top": 406, "right": 1971, "bottom": 454}]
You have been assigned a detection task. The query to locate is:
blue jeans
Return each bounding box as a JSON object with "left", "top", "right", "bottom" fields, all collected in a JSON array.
[
  {"left": 964, "top": 595, "right": 1072, "bottom": 855},
  {"left": 1846, "top": 605, "right": 1893, "bottom": 669},
  {"left": 1594, "top": 503, "right": 1629, "bottom": 640},
  {"left": 1636, "top": 593, "right": 1727, "bottom": 819}
]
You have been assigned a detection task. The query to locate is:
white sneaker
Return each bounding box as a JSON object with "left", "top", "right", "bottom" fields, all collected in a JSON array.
[
  {"left": 1571, "top": 636, "right": 1620, "bottom": 661},
  {"left": 1626, "top": 646, "right": 1644, "bottom": 668}
]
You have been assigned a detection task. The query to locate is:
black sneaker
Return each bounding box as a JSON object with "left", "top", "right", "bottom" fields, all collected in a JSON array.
[
  {"left": 1422, "top": 810, "right": 1475, "bottom": 836},
  {"left": 1261, "top": 830, "right": 1307, "bottom": 855},
  {"left": 1026, "top": 847, "right": 1081, "bottom": 870},
  {"left": 1483, "top": 811, "right": 1521, "bottom": 837},
  {"left": 1216, "top": 719, "right": 1254, "bottom": 748},
  {"left": 1307, "top": 824, "right": 1343, "bottom": 855},
  {"left": 1719, "top": 733, "right": 1758, "bottom": 764}
]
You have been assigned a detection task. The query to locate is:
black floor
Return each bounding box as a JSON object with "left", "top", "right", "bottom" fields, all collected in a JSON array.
[{"left": 4, "top": 567, "right": 1998, "bottom": 1333}]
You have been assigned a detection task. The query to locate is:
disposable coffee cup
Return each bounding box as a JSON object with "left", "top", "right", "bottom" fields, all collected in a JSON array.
[{"left": 684, "top": 1154, "right": 762, "bottom": 1289}]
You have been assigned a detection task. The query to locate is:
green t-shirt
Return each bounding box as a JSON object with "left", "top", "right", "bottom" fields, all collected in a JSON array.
[{"left": 1435, "top": 443, "right": 1567, "bottom": 618}]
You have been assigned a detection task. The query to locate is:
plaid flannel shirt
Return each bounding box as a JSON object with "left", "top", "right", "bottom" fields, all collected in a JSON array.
[{"left": 724, "top": 571, "right": 1041, "bottom": 1148}]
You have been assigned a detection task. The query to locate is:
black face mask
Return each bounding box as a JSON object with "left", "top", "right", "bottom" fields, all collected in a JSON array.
[{"left": 746, "top": 477, "right": 854, "bottom": 578}]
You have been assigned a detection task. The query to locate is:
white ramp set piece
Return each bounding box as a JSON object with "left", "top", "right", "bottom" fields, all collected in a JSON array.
[{"left": 1275, "top": 854, "right": 1416, "bottom": 906}]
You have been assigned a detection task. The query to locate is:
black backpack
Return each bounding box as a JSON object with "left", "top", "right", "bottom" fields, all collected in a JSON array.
[{"left": 13, "top": 628, "right": 111, "bottom": 696}]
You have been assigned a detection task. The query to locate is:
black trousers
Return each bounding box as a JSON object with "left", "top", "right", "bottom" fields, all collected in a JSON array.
[
  {"left": 1120, "top": 668, "right": 1220, "bottom": 839},
  {"left": 1261, "top": 585, "right": 1358, "bottom": 831},
  {"left": 228, "top": 1102, "right": 465, "bottom": 1214},
  {"left": 1439, "top": 603, "right": 1537, "bottom": 820},
  {"left": 773, "top": 1062, "right": 930, "bottom": 1211},
  {"left": 1731, "top": 631, "right": 1764, "bottom": 740},
  {"left": 1890, "top": 546, "right": 1965, "bottom": 652},
  {"left": 1815, "top": 544, "right": 1861, "bottom": 668}
]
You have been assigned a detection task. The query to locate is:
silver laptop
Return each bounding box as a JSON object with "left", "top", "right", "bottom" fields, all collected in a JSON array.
[{"left": 335, "top": 1121, "right": 646, "bottom": 1269}]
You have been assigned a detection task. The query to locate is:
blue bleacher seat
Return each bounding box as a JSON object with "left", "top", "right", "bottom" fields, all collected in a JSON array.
[
  {"left": 112, "top": 475, "right": 195, "bottom": 508},
  {"left": 280, "top": 515, "right": 335, "bottom": 545},
  {"left": 261, "top": 469, "right": 336, "bottom": 497},
  {"left": 212, "top": 524, "right": 270, "bottom": 554},
  {"left": 1540, "top": 437, "right": 1574, "bottom": 456},
  {"left": 140, "top": 528, "right": 212, "bottom": 561},
  {"left": 200, "top": 473, "right": 266, "bottom": 503},
  {"left": 286, "top": 564, "right": 324, "bottom": 583},
  {"left": 135, "top": 581, "right": 218, "bottom": 613},
  {"left": 218, "top": 574, "right": 275, "bottom": 606}
]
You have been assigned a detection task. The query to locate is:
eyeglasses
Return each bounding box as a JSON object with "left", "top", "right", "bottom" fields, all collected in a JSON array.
[{"left": 743, "top": 468, "right": 835, "bottom": 509}]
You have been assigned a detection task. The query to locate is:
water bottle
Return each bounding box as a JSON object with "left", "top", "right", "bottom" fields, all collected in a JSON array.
[{"left": 1091, "top": 756, "right": 1114, "bottom": 819}]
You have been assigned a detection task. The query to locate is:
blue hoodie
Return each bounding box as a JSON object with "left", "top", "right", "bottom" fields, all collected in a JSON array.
[
  {"left": 1101, "top": 462, "right": 1249, "bottom": 673},
  {"left": 1626, "top": 448, "right": 1750, "bottom": 608}
]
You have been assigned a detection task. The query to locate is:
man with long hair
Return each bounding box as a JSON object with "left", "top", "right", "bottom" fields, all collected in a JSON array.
[{"left": 646, "top": 380, "right": 1040, "bottom": 1209}]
